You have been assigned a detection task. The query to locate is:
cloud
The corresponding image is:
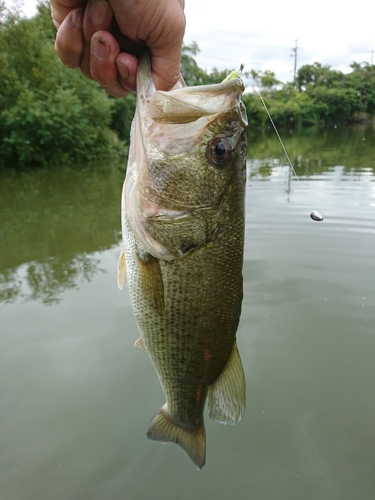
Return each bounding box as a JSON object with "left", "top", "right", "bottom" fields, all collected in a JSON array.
[
  {"left": 184, "top": 0, "right": 375, "bottom": 81},
  {"left": 17, "top": 0, "right": 375, "bottom": 81}
]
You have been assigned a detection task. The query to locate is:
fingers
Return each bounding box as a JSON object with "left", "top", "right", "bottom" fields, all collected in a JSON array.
[
  {"left": 52, "top": 0, "right": 186, "bottom": 95},
  {"left": 113, "top": 0, "right": 185, "bottom": 91},
  {"left": 91, "top": 32, "right": 133, "bottom": 97},
  {"left": 50, "top": 0, "right": 87, "bottom": 26},
  {"left": 54, "top": 0, "right": 130, "bottom": 96},
  {"left": 116, "top": 53, "right": 137, "bottom": 93},
  {"left": 150, "top": 2, "right": 186, "bottom": 90},
  {"left": 84, "top": 0, "right": 139, "bottom": 96},
  {"left": 148, "top": 0, "right": 186, "bottom": 90},
  {"left": 151, "top": 44, "right": 183, "bottom": 91},
  {"left": 80, "top": 0, "right": 113, "bottom": 79},
  {"left": 54, "top": 8, "right": 84, "bottom": 69}
]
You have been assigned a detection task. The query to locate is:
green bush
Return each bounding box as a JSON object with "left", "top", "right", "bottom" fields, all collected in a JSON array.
[
  {"left": 1, "top": 86, "right": 117, "bottom": 166},
  {"left": 1, "top": 2, "right": 375, "bottom": 167},
  {"left": 0, "top": 2, "right": 124, "bottom": 168}
]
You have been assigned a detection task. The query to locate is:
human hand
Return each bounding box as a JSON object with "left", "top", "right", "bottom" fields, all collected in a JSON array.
[{"left": 50, "top": 0, "right": 186, "bottom": 97}]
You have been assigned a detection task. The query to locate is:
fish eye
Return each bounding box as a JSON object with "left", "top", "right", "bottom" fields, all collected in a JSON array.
[{"left": 207, "top": 136, "right": 233, "bottom": 167}]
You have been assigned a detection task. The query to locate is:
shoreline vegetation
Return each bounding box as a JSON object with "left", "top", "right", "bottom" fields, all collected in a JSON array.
[{"left": 1, "top": 1, "right": 374, "bottom": 168}]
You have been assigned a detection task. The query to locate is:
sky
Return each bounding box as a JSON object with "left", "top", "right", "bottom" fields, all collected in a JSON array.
[{"left": 17, "top": 0, "right": 375, "bottom": 83}]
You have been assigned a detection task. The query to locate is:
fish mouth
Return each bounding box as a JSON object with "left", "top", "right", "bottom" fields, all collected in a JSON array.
[{"left": 137, "top": 50, "right": 246, "bottom": 125}]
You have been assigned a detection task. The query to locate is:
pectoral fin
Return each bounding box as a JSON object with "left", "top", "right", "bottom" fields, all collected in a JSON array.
[
  {"left": 134, "top": 336, "right": 146, "bottom": 351},
  {"left": 137, "top": 250, "right": 164, "bottom": 312},
  {"left": 208, "top": 341, "right": 246, "bottom": 424},
  {"left": 147, "top": 404, "right": 206, "bottom": 470},
  {"left": 117, "top": 247, "right": 127, "bottom": 290}
]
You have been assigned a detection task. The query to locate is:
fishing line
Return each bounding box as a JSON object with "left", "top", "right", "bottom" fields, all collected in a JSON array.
[{"left": 247, "top": 73, "right": 324, "bottom": 222}]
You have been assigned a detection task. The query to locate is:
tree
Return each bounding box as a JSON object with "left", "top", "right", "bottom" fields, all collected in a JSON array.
[
  {"left": 180, "top": 42, "right": 207, "bottom": 86},
  {"left": 346, "top": 62, "right": 375, "bottom": 116},
  {"left": 180, "top": 42, "right": 231, "bottom": 85},
  {"left": 0, "top": 1, "right": 125, "bottom": 167},
  {"left": 296, "top": 62, "right": 343, "bottom": 91}
]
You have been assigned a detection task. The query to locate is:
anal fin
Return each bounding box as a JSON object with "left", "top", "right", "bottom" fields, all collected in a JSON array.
[
  {"left": 208, "top": 341, "right": 246, "bottom": 424},
  {"left": 147, "top": 404, "right": 206, "bottom": 470}
]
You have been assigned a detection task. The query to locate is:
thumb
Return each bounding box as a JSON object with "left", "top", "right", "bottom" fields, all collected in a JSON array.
[
  {"left": 146, "top": 1, "right": 185, "bottom": 90},
  {"left": 150, "top": 45, "right": 183, "bottom": 90}
]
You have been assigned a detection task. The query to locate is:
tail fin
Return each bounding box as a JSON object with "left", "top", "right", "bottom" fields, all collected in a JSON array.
[{"left": 147, "top": 404, "right": 206, "bottom": 469}]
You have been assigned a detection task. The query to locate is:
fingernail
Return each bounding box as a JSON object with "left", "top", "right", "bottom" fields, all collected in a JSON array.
[
  {"left": 72, "top": 9, "right": 83, "bottom": 30},
  {"left": 90, "top": 0, "right": 111, "bottom": 26},
  {"left": 116, "top": 60, "right": 130, "bottom": 80},
  {"left": 72, "top": 8, "right": 83, "bottom": 29},
  {"left": 92, "top": 36, "right": 109, "bottom": 61},
  {"left": 117, "top": 61, "right": 136, "bottom": 93}
]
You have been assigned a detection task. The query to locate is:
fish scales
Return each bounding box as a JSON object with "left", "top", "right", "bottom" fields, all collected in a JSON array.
[
  {"left": 129, "top": 217, "right": 243, "bottom": 420},
  {"left": 119, "top": 52, "right": 248, "bottom": 469}
]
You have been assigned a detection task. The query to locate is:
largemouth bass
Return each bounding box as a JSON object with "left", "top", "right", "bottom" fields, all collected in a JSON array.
[{"left": 118, "top": 52, "right": 248, "bottom": 469}]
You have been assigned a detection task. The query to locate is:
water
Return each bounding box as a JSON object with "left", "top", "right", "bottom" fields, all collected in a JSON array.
[{"left": 1, "top": 126, "right": 374, "bottom": 499}]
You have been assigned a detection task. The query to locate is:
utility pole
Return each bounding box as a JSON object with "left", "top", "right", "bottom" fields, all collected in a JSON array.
[
  {"left": 371, "top": 51, "right": 374, "bottom": 66},
  {"left": 291, "top": 39, "right": 298, "bottom": 88}
]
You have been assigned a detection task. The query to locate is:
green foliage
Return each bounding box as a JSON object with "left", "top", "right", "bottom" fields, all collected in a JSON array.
[
  {"left": 0, "top": 1, "right": 125, "bottom": 168},
  {"left": 110, "top": 94, "right": 136, "bottom": 141},
  {"left": 247, "top": 60, "right": 375, "bottom": 129},
  {"left": 183, "top": 47, "right": 375, "bottom": 130},
  {"left": 1, "top": 86, "right": 117, "bottom": 166},
  {"left": 249, "top": 69, "right": 281, "bottom": 90},
  {"left": 242, "top": 93, "right": 267, "bottom": 130},
  {"left": 294, "top": 61, "right": 375, "bottom": 124},
  {"left": 180, "top": 42, "right": 206, "bottom": 86},
  {"left": 181, "top": 42, "right": 230, "bottom": 85},
  {"left": 346, "top": 62, "right": 375, "bottom": 116},
  {"left": 296, "top": 62, "right": 343, "bottom": 90},
  {"left": 1, "top": 1, "right": 375, "bottom": 169}
]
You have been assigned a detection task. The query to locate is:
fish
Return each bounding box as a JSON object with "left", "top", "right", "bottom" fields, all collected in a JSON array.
[{"left": 118, "top": 52, "right": 248, "bottom": 469}]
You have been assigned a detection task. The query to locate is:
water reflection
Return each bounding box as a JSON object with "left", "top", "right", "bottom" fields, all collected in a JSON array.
[
  {"left": 0, "top": 163, "right": 124, "bottom": 303},
  {"left": 1, "top": 125, "right": 374, "bottom": 499},
  {"left": 1, "top": 125, "right": 375, "bottom": 303},
  {"left": 247, "top": 123, "right": 375, "bottom": 175},
  {"left": 0, "top": 254, "right": 101, "bottom": 305}
]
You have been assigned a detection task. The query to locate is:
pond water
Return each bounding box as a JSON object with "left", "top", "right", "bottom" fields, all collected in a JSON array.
[{"left": 1, "top": 126, "right": 374, "bottom": 500}]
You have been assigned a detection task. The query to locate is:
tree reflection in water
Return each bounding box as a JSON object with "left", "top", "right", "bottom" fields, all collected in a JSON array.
[
  {"left": 0, "top": 162, "right": 124, "bottom": 305},
  {"left": 1, "top": 125, "right": 374, "bottom": 305},
  {"left": 1, "top": 253, "right": 104, "bottom": 305}
]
